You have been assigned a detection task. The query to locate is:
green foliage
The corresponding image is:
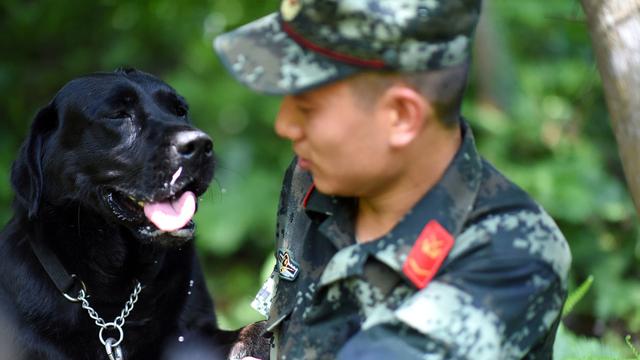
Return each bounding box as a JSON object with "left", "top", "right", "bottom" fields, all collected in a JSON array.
[
  {"left": 554, "top": 325, "right": 626, "bottom": 360},
  {"left": 468, "top": 0, "right": 640, "bottom": 349},
  {"left": 554, "top": 277, "right": 636, "bottom": 360},
  {"left": 1, "top": 0, "right": 639, "bottom": 357},
  {"left": 563, "top": 275, "right": 594, "bottom": 319},
  {"left": 625, "top": 336, "right": 640, "bottom": 360}
]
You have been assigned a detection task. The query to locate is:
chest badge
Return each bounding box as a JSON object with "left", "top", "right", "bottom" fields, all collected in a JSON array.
[
  {"left": 277, "top": 249, "right": 300, "bottom": 281},
  {"left": 402, "top": 220, "right": 454, "bottom": 289}
]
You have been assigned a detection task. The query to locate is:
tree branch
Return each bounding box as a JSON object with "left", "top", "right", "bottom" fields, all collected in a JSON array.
[{"left": 581, "top": 0, "right": 640, "bottom": 216}]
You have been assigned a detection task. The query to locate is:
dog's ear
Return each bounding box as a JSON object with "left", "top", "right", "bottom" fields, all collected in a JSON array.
[{"left": 10, "top": 103, "right": 58, "bottom": 218}]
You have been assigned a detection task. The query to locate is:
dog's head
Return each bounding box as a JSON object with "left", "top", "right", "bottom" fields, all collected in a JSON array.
[{"left": 11, "top": 68, "right": 214, "bottom": 245}]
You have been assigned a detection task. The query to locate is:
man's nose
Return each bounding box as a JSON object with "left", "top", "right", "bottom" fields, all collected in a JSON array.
[{"left": 274, "top": 97, "right": 303, "bottom": 141}]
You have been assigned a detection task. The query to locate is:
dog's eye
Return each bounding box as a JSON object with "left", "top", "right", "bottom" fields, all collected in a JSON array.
[
  {"left": 175, "top": 106, "right": 187, "bottom": 117},
  {"left": 107, "top": 111, "right": 132, "bottom": 120}
]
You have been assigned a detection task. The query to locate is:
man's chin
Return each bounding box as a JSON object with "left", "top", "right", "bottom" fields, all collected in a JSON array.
[{"left": 309, "top": 177, "right": 350, "bottom": 197}]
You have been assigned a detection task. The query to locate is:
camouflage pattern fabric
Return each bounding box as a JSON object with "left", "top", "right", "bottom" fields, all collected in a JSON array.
[
  {"left": 257, "top": 121, "right": 571, "bottom": 359},
  {"left": 214, "top": 0, "right": 481, "bottom": 95}
]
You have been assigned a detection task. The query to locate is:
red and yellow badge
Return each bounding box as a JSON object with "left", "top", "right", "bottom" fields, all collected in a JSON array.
[
  {"left": 402, "top": 220, "right": 454, "bottom": 289},
  {"left": 281, "top": 0, "right": 303, "bottom": 21}
]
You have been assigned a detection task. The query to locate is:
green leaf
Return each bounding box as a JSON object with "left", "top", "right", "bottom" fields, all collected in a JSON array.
[{"left": 563, "top": 275, "right": 595, "bottom": 318}]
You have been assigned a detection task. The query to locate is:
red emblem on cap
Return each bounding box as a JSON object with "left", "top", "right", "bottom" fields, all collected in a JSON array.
[{"left": 402, "top": 220, "right": 454, "bottom": 289}]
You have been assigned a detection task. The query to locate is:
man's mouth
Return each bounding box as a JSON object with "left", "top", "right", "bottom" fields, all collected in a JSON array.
[{"left": 297, "top": 157, "right": 311, "bottom": 170}]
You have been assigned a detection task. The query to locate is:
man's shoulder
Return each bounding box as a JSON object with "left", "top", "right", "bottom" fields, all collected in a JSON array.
[
  {"left": 457, "top": 159, "right": 572, "bottom": 283},
  {"left": 461, "top": 207, "right": 570, "bottom": 279},
  {"left": 471, "top": 158, "right": 539, "bottom": 217}
]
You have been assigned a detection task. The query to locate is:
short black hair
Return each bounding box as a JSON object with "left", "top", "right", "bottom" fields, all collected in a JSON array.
[{"left": 349, "top": 62, "right": 470, "bottom": 127}]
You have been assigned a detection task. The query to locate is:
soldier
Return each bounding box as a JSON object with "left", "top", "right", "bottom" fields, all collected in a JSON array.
[{"left": 214, "top": 0, "right": 571, "bottom": 359}]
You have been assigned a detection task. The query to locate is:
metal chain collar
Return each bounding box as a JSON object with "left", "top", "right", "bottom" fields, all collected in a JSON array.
[{"left": 69, "top": 280, "right": 143, "bottom": 360}]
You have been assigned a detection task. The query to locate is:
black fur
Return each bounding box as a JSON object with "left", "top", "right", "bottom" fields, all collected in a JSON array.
[{"left": 0, "top": 69, "right": 269, "bottom": 359}]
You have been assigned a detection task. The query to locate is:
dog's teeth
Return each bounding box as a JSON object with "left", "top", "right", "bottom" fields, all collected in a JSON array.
[{"left": 137, "top": 201, "right": 145, "bottom": 207}]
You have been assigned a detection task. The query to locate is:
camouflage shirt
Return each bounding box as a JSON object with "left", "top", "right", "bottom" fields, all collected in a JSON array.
[{"left": 257, "top": 121, "right": 571, "bottom": 359}]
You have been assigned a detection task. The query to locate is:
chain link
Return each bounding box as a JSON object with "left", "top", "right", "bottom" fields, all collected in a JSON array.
[
  {"left": 78, "top": 291, "right": 106, "bottom": 327},
  {"left": 115, "top": 282, "right": 142, "bottom": 327},
  {"left": 76, "top": 281, "right": 143, "bottom": 346}
]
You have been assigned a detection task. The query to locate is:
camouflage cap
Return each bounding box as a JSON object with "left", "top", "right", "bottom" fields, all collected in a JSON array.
[{"left": 214, "top": 0, "right": 481, "bottom": 95}]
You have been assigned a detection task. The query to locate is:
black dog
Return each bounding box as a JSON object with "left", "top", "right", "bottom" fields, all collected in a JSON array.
[{"left": 0, "top": 69, "right": 268, "bottom": 359}]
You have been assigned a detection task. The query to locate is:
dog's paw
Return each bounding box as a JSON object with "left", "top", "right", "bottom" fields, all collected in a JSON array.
[{"left": 228, "top": 321, "right": 270, "bottom": 360}]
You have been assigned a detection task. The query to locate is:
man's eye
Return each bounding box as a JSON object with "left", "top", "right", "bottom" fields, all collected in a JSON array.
[{"left": 297, "top": 106, "right": 314, "bottom": 115}]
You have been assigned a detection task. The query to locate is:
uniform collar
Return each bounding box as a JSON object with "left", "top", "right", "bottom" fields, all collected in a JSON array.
[
  {"left": 306, "top": 120, "right": 483, "bottom": 283},
  {"left": 304, "top": 188, "right": 357, "bottom": 250}
]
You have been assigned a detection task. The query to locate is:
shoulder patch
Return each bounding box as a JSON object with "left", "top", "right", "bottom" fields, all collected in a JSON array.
[{"left": 402, "top": 220, "right": 454, "bottom": 289}]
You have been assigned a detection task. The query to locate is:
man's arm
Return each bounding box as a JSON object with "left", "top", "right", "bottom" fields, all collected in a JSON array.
[
  {"left": 338, "top": 260, "right": 564, "bottom": 360},
  {"left": 339, "top": 209, "right": 571, "bottom": 360}
]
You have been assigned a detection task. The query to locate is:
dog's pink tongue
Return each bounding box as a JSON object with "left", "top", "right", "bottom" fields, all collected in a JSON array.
[{"left": 144, "top": 191, "right": 196, "bottom": 232}]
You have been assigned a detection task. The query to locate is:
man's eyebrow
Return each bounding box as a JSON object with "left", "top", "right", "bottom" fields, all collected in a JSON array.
[{"left": 292, "top": 93, "right": 312, "bottom": 103}]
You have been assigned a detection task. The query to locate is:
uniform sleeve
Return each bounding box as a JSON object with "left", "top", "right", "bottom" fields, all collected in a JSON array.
[{"left": 337, "top": 251, "right": 566, "bottom": 360}]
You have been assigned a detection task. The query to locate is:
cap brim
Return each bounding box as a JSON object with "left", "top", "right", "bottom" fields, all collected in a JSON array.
[{"left": 214, "top": 13, "right": 360, "bottom": 95}]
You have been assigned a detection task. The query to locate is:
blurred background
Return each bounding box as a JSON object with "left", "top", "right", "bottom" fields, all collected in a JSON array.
[{"left": 0, "top": 0, "right": 638, "bottom": 358}]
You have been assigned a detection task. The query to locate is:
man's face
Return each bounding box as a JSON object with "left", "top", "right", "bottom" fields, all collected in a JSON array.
[{"left": 275, "top": 78, "right": 395, "bottom": 197}]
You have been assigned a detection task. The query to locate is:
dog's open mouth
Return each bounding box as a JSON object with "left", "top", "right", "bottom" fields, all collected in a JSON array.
[
  {"left": 143, "top": 191, "right": 196, "bottom": 232},
  {"left": 105, "top": 187, "right": 199, "bottom": 240}
]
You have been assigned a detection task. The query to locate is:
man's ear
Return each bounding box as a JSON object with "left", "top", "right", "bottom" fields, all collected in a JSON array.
[
  {"left": 378, "top": 85, "right": 432, "bottom": 148},
  {"left": 10, "top": 102, "right": 58, "bottom": 218}
]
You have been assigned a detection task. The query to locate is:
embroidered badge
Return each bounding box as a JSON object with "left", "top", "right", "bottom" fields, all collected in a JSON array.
[
  {"left": 402, "top": 220, "right": 454, "bottom": 289},
  {"left": 251, "top": 275, "right": 276, "bottom": 318},
  {"left": 281, "top": 0, "right": 302, "bottom": 21},
  {"left": 277, "top": 249, "right": 300, "bottom": 281}
]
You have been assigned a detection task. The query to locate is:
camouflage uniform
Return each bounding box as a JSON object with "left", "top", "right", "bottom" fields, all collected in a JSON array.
[
  {"left": 252, "top": 121, "right": 571, "bottom": 359},
  {"left": 213, "top": 0, "right": 572, "bottom": 359}
]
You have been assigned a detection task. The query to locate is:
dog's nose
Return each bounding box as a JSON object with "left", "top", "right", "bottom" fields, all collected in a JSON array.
[{"left": 173, "top": 130, "right": 213, "bottom": 159}]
